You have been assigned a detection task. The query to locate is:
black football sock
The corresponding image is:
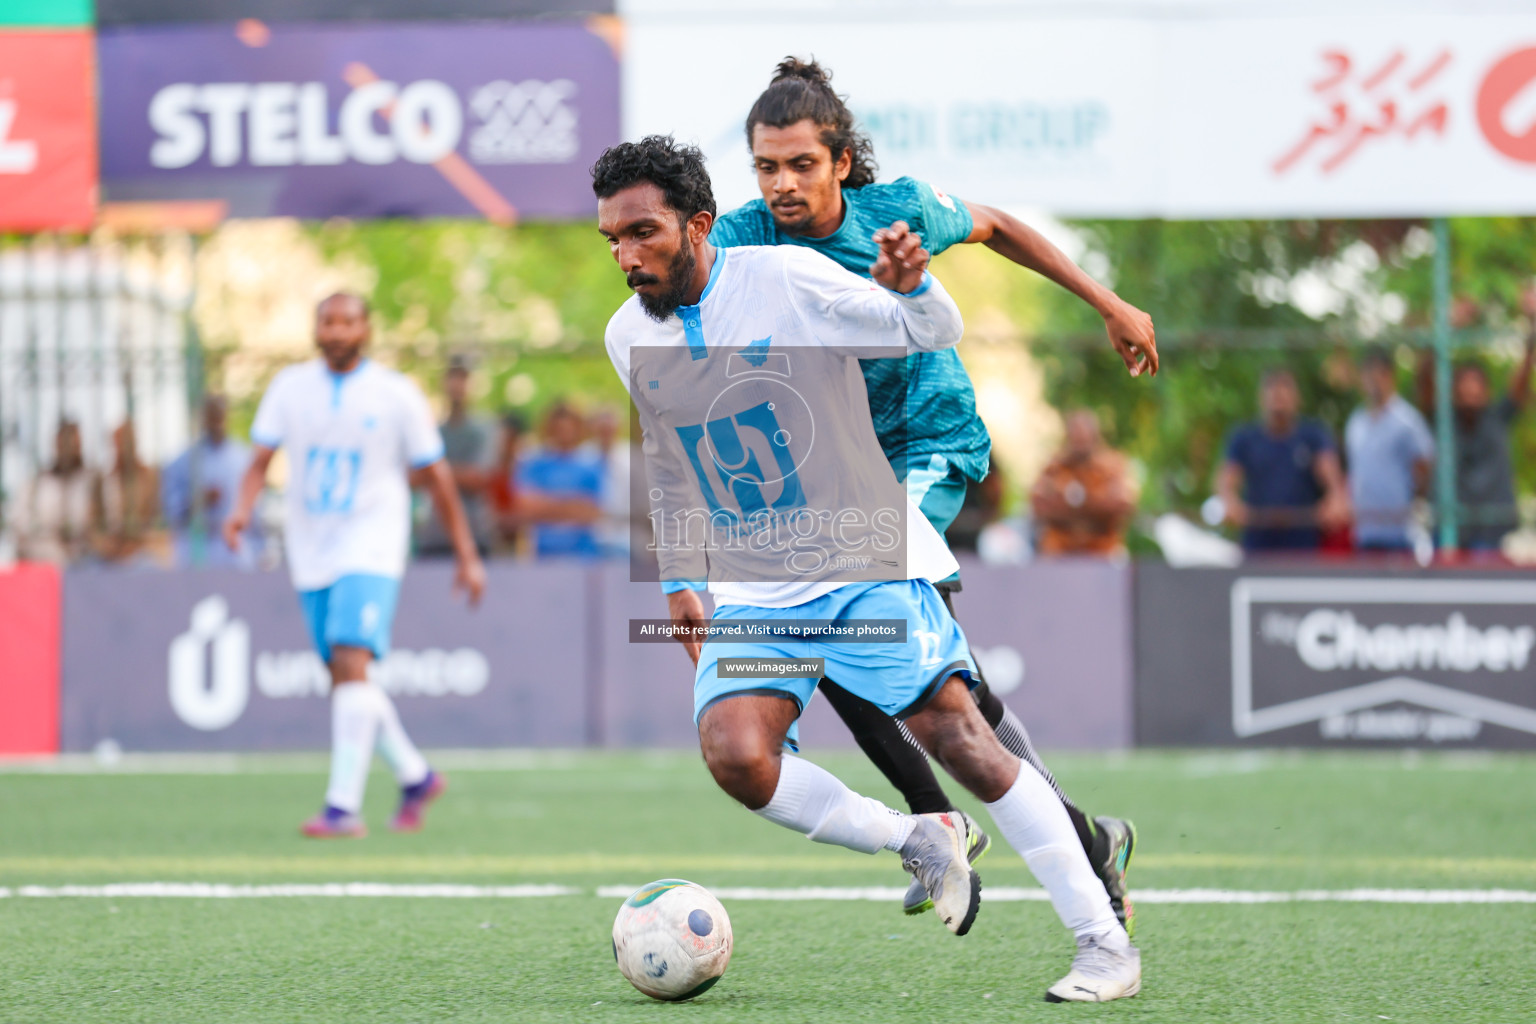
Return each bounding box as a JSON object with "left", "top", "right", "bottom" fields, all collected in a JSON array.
[
  {"left": 818, "top": 677, "right": 955, "bottom": 816},
  {"left": 940, "top": 582, "right": 1099, "bottom": 860},
  {"left": 970, "top": 679, "right": 1096, "bottom": 858}
]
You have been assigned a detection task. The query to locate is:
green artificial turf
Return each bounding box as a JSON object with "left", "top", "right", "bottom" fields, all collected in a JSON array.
[{"left": 2, "top": 750, "right": 1533, "bottom": 1022}]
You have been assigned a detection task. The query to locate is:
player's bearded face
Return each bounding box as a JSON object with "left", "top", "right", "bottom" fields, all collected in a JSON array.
[{"left": 627, "top": 230, "right": 697, "bottom": 323}]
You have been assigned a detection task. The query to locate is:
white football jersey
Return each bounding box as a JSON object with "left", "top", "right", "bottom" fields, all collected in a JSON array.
[
  {"left": 251, "top": 358, "right": 444, "bottom": 590},
  {"left": 605, "top": 244, "right": 964, "bottom": 609}
]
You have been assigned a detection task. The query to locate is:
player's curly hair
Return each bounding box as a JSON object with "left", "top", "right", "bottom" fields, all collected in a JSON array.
[
  {"left": 745, "top": 57, "right": 878, "bottom": 190},
  {"left": 590, "top": 135, "right": 717, "bottom": 223}
]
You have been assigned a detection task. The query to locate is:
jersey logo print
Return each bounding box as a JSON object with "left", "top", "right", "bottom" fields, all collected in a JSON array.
[
  {"left": 675, "top": 400, "right": 805, "bottom": 522},
  {"left": 740, "top": 336, "right": 771, "bottom": 367},
  {"left": 302, "top": 447, "right": 362, "bottom": 514}
]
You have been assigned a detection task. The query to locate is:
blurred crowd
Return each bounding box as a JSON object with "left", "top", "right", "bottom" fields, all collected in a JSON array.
[{"left": 9, "top": 303, "right": 1536, "bottom": 569}]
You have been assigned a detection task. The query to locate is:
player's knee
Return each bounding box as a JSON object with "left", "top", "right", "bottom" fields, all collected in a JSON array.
[{"left": 699, "top": 730, "right": 779, "bottom": 809}]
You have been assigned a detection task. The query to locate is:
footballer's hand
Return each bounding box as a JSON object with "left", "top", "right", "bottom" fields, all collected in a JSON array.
[
  {"left": 1104, "top": 298, "right": 1159, "bottom": 378},
  {"left": 455, "top": 555, "right": 486, "bottom": 608},
  {"left": 222, "top": 510, "right": 248, "bottom": 552},
  {"left": 666, "top": 588, "right": 708, "bottom": 666},
  {"left": 870, "top": 221, "right": 931, "bottom": 295}
]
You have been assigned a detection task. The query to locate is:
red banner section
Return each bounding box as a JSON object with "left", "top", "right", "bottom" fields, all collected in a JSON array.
[
  {"left": 0, "top": 30, "right": 97, "bottom": 230},
  {"left": 0, "top": 563, "right": 62, "bottom": 755}
]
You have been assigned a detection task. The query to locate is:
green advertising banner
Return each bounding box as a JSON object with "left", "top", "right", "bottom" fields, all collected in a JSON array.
[{"left": 1, "top": 0, "right": 92, "bottom": 26}]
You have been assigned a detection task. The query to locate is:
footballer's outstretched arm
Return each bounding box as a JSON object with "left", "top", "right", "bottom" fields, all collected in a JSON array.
[
  {"left": 964, "top": 201, "right": 1159, "bottom": 378},
  {"left": 223, "top": 444, "right": 275, "bottom": 553}
]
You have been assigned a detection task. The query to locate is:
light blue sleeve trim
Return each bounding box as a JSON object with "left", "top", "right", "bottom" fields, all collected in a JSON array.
[
  {"left": 250, "top": 431, "right": 281, "bottom": 449},
  {"left": 885, "top": 272, "right": 933, "bottom": 298},
  {"left": 409, "top": 445, "right": 446, "bottom": 470},
  {"left": 660, "top": 580, "right": 707, "bottom": 594}
]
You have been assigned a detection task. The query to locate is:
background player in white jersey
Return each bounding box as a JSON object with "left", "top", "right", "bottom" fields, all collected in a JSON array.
[
  {"left": 593, "top": 137, "right": 1139, "bottom": 1003},
  {"left": 224, "top": 293, "right": 486, "bottom": 838}
]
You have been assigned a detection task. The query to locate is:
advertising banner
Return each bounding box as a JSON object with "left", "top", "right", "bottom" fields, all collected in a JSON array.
[
  {"left": 0, "top": 30, "right": 96, "bottom": 230},
  {"left": 0, "top": 563, "right": 62, "bottom": 755},
  {"left": 1136, "top": 564, "right": 1536, "bottom": 749},
  {"left": 59, "top": 560, "right": 1131, "bottom": 753},
  {"left": 1, "top": 0, "right": 91, "bottom": 25},
  {"left": 624, "top": 7, "right": 1536, "bottom": 218},
  {"left": 96, "top": 1, "right": 611, "bottom": 25},
  {"left": 60, "top": 564, "right": 591, "bottom": 752},
  {"left": 98, "top": 21, "right": 620, "bottom": 220}
]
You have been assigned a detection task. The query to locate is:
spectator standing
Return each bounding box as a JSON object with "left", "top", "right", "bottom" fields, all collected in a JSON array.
[
  {"left": 486, "top": 410, "right": 526, "bottom": 553},
  {"left": 161, "top": 396, "right": 257, "bottom": 568},
  {"left": 1346, "top": 347, "right": 1435, "bottom": 552},
  {"left": 1442, "top": 290, "right": 1536, "bottom": 551},
  {"left": 416, "top": 357, "right": 495, "bottom": 557},
  {"left": 516, "top": 401, "right": 602, "bottom": 559},
  {"left": 1031, "top": 410, "right": 1138, "bottom": 558},
  {"left": 1218, "top": 369, "right": 1350, "bottom": 553},
  {"left": 587, "top": 406, "right": 631, "bottom": 557},
  {"left": 14, "top": 420, "right": 92, "bottom": 565},
  {"left": 93, "top": 421, "right": 163, "bottom": 565}
]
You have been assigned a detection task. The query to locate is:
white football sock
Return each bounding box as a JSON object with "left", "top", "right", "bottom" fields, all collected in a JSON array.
[
  {"left": 753, "top": 754, "right": 904, "bottom": 855},
  {"left": 369, "top": 684, "right": 430, "bottom": 787},
  {"left": 325, "top": 682, "right": 380, "bottom": 813},
  {"left": 986, "top": 762, "right": 1125, "bottom": 942}
]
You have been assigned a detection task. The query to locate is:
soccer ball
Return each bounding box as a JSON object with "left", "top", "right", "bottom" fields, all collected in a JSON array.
[{"left": 612, "top": 879, "right": 733, "bottom": 1001}]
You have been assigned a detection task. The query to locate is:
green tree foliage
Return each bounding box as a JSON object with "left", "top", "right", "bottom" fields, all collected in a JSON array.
[{"left": 1031, "top": 218, "right": 1536, "bottom": 520}]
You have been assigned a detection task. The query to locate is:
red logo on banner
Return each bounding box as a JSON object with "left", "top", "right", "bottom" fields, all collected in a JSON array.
[
  {"left": 1477, "top": 46, "right": 1536, "bottom": 164},
  {"left": 0, "top": 31, "right": 97, "bottom": 231},
  {"left": 1273, "top": 49, "right": 1452, "bottom": 176}
]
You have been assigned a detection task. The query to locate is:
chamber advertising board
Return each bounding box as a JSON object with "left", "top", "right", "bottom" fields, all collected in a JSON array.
[
  {"left": 1136, "top": 564, "right": 1536, "bottom": 749},
  {"left": 98, "top": 20, "right": 620, "bottom": 220}
]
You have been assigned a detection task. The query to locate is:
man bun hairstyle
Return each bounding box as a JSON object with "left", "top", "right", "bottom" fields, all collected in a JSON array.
[
  {"left": 590, "top": 135, "right": 717, "bottom": 223},
  {"left": 745, "top": 57, "right": 878, "bottom": 190}
]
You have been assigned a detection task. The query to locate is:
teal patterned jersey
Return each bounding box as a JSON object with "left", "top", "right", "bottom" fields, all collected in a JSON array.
[{"left": 710, "top": 177, "right": 992, "bottom": 481}]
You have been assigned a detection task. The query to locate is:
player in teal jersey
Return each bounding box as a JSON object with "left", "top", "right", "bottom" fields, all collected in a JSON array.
[{"left": 708, "top": 59, "right": 1158, "bottom": 930}]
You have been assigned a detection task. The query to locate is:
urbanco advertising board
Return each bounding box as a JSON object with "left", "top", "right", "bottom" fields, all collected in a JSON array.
[
  {"left": 624, "top": 8, "right": 1536, "bottom": 217},
  {"left": 60, "top": 563, "right": 591, "bottom": 752},
  {"left": 1136, "top": 564, "right": 1536, "bottom": 749},
  {"left": 98, "top": 20, "right": 620, "bottom": 220}
]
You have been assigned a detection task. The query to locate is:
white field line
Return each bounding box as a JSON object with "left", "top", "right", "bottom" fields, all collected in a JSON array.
[
  {"left": 2, "top": 884, "right": 1530, "bottom": 904},
  {"left": 596, "top": 885, "right": 1536, "bottom": 905},
  {"left": 0, "top": 883, "right": 578, "bottom": 899}
]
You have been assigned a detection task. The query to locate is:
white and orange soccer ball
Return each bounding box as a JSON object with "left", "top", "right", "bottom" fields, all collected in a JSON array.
[{"left": 612, "top": 879, "right": 733, "bottom": 1001}]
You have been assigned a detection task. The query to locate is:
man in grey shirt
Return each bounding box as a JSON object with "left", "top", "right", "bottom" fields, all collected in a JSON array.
[
  {"left": 1345, "top": 347, "right": 1435, "bottom": 551},
  {"left": 415, "top": 357, "right": 495, "bottom": 556},
  {"left": 1448, "top": 292, "right": 1536, "bottom": 550}
]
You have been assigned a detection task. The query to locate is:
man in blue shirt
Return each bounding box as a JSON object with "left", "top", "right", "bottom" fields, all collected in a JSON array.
[
  {"left": 705, "top": 58, "right": 1158, "bottom": 930},
  {"left": 516, "top": 401, "right": 604, "bottom": 559},
  {"left": 1346, "top": 347, "right": 1435, "bottom": 551},
  {"left": 161, "top": 395, "right": 259, "bottom": 568},
  {"left": 1218, "top": 369, "right": 1350, "bottom": 552}
]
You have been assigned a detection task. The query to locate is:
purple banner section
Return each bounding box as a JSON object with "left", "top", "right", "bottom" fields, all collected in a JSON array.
[
  {"left": 98, "top": 21, "right": 620, "bottom": 219},
  {"left": 59, "top": 561, "right": 1132, "bottom": 753},
  {"left": 60, "top": 564, "right": 588, "bottom": 752},
  {"left": 794, "top": 559, "right": 1134, "bottom": 752}
]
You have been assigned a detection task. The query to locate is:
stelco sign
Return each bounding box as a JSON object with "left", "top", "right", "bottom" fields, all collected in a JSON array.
[
  {"left": 1232, "top": 578, "right": 1536, "bottom": 744},
  {"left": 144, "top": 79, "right": 578, "bottom": 171},
  {"left": 98, "top": 21, "right": 619, "bottom": 219}
]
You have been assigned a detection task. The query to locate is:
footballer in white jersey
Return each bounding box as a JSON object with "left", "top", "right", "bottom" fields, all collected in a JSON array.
[
  {"left": 591, "top": 138, "right": 1136, "bottom": 996},
  {"left": 225, "top": 293, "right": 486, "bottom": 839}
]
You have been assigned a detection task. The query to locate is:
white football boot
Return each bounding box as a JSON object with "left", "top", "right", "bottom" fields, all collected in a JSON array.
[
  {"left": 897, "top": 811, "right": 982, "bottom": 935},
  {"left": 1045, "top": 931, "right": 1142, "bottom": 1003}
]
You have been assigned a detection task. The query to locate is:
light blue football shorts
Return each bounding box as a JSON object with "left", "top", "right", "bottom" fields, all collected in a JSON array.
[
  {"left": 693, "top": 578, "right": 977, "bottom": 726},
  {"left": 297, "top": 573, "right": 401, "bottom": 663}
]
